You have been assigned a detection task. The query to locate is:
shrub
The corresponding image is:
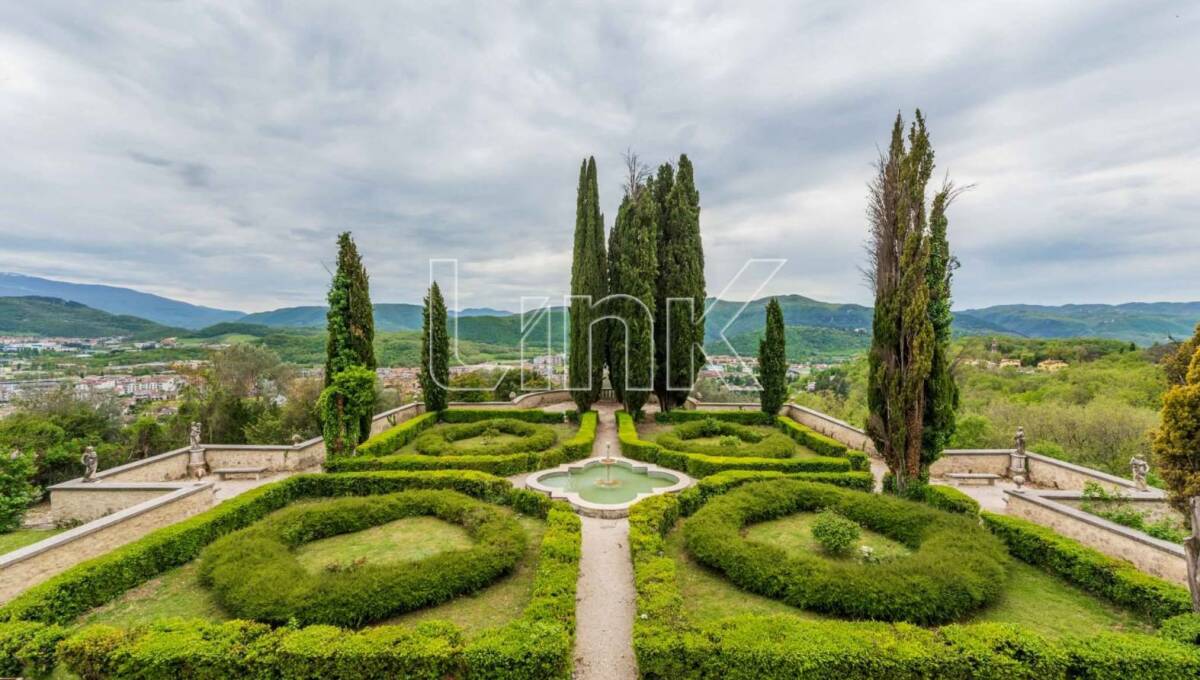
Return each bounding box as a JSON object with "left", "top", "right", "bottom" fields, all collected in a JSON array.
[
  {"left": 679, "top": 470, "right": 874, "bottom": 515},
  {"left": 922, "top": 484, "right": 980, "bottom": 516},
  {"left": 198, "top": 490, "right": 526, "bottom": 627},
  {"left": 441, "top": 408, "right": 571, "bottom": 424},
  {"left": 656, "top": 419, "right": 796, "bottom": 458},
  {"left": 1160, "top": 614, "right": 1200, "bottom": 646},
  {"left": 776, "top": 417, "right": 870, "bottom": 471},
  {"left": 654, "top": 410, "right": 775, "bottom": 426},
  {"left": 810, "top": 509, "right": 860, "bottom": 556},
  {"left": 0, "top": 449, "right": 37, "bottom": 532},
  {"left": 627, "top": 486, "right": 1200, "bottom": 680},
  {"left": 982, "top": 511, "right": 1191, "bottom": 623},
  {"left": 357, "top": 412, "right": 438, "bottom": 456},
  {"left": 682, "top": 479, "right": 1009, "bottom": 625},
  {"left": 414, "top": 418, "right": 557, "bottom": 457}
]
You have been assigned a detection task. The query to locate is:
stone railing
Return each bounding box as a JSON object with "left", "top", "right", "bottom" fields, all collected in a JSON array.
[
  {"left": 0, "top": 483, "right": 215, "bottom": 603},
  {"left": 1005, "top": 489, "right": 1187, "bottom": 585},
  {"left": 928, "top": 449, "right": 1159, "bottom": 496}
]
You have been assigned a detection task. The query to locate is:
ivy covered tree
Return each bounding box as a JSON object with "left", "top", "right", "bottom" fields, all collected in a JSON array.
[
  {"left": 317, "top": 365, "right": 376, "bottom": 457},
  {"left": 421, "top": 282, "right": 450, "bottom": 412},
  {"left": 568, "top": 157, "right": 607, "bottom": 412},
  {"left": 866, "top": 111, "right": 938, "bottom": 495},
  {"left": 324, "top": 232, "right": 376, "bottom": 442},
  {"left": 608, "top": 179, "right": 658, "bottom": 418},
  {"left": 758, "top": 297, "right": 787, "bottom": 415},
  {"left": 653, "top": 155, "right": 706, "bottom": 411}
]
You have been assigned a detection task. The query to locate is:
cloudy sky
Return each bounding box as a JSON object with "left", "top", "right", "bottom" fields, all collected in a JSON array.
[{"left": 0, "top": 1, "right": 1196, "bottom": 313}]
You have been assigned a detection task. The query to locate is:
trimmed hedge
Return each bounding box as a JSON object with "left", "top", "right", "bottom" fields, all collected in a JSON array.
[
  {"left": 1161, "top": 614, "right": 1200, "bottom": 646},
  {"left": 331, "top": 412, "right": 597, "bottom": 477},
  {"left": 775, "top": 417, "right": 870, "bottom": 471},
  {"left": 618, "top": 411, "right": 850, "bottom": 478},
  {"left": 982, "top": 511, "right": 1191, "bottom": 624},
  {"left": 2, "top": 471, "right": 584, "bottom": 679},
  {"left": 53, "top": 505, "right": 583, "bottom": 680},
  {"left": 655, "top": 419, "right": 795, "bottom": 458},
  {"left": 677, "top": 469, "right": 874, "bottom": 515},
  {"left": 653, "top": 410, "right": 775, "bottom": 426},
  {"left": 922, "top": 484, "right": 981, "bottom": 516},
  {"left": 628, "top": 489, "right": 1200, "bottom": 680},
  {"left": 199, "top": 490, "right": 526, "bottom": 627},
  {"left": 441, "top": 408, "right": 575, "bottom": 424},
  {"left": 414, "top": 418, "right": 557, "bottom": 457},
  {"left": 357, "top": 412, "right": 438, "bottom": 456},
  {"left": 683, "top": 479, "right": 1009, "bottom": 624}
]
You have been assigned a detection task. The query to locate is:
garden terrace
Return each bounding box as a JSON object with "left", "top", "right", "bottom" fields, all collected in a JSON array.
[
  {"left": 329, "top": 408, "right": 597, "bottom": 476},
  {"left": 0, "top": 469, "right": 582, "bottom": 679},
  {"left": 629, "top": 478, "right": 1200, "bottom": 679}
]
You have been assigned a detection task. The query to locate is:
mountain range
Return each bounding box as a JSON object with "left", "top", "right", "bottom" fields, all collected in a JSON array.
[{"left": 1, "top": 273, "right": 1197, "bottom": 349}]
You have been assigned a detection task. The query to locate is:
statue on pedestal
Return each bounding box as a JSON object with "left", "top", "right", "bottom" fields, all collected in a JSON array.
[
  {"left": 1009, "top": 427, "right": 1028, "bottom": 486},
  {"left": 1129, "top": 456, "right": 1150, "bottom": 492},
  {"left": 81, "top": 446, "right": 98, "bottom": 482},
  {"left": 187, "top": 421, "right": 207, "bottom": 479}
]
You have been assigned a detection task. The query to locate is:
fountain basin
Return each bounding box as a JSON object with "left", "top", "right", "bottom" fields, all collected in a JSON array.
[{"left": 526, "top": 457, "right": 692, "bottom": 518}]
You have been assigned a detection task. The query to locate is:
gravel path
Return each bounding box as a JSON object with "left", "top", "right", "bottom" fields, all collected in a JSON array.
[{"left": 572, "top": 404, "right": 639, "bottom": 680}]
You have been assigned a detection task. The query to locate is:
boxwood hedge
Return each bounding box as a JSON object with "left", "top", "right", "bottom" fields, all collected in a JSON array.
[
  {"left": 0, "top": 471, "right": 583, "bottom": 679},
  {"left": 982, "top": 511, "right": 1191, "bottom": 624},
  {"left": 682, "top": 479, "right": 1009, "bottom": 624},
  {"left": 330, "top": 412, "right": 597, "bottom": 476},
  {"left": 199, "top": 490, "right": 527, "bottom": 627},
  {"left": 676, "top": 469, "right": 874, "bottom": 515},
  {"left": 775, "top": 417, "right": 870, "bottom": 471},
  {"left": 414, "top": 419, "right": 557, "bottom": 457},
  {"left": 355, "top": 408, "right": 578, "bottom": 458},
  {"left": 628, "top": 490, "right": 1200, "bottom": 680},
  {"left": 618, "top": 411, "right": 851, "bottom": 477},
  {"left": 653, "top": 410, "right": 775, "bottom": 426},
  {"left": 655, "top": 419, "right": 796, "bottom": 458}
]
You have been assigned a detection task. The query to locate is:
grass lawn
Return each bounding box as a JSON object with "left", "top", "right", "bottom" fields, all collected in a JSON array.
[
  {"left": 395, "top": 422, "right": 577, "bottom": 456},
  {"left": 78, "top": 509, "right": 546, "bottom": 637},
  {"left": 665, "top": 518, "right": 1156, "bottom": 637},
  {"left": 638, "top": 422, "right": 818, "bottom": 458},
  {"left": 0, "top": 528, "right": 65, "bottom": 556},
  {"left": 746, "top": 512, "right": 912, "bottom": 562}
]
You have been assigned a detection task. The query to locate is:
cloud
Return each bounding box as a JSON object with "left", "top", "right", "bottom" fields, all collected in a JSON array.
[{"left": 0, "top": 1, "right": 1196, "bottom": 313}]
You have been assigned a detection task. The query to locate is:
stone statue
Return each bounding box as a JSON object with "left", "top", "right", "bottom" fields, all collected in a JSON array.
[
  {"left": 291, "top": 433, "right": 303, "bottom": 446},
  {"left": 1014, "top": 427, "right": 1026, "bottom": 457},
  {"left": 1009, "top": 427, "right": 1029, "bottom": 485},
  {"left": 189, "top": 421, "right": 202, "bottom": 451},
  {"left": 1130, "top": 456, "right": 1150, "bottom": 492},
  {"left": 80, "top": 446, "right": 98, "bottom": 482}
]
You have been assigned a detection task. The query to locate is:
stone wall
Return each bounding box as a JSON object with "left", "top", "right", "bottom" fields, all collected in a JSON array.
[
  {"left": 784, "top": 404, "right": 877, "bottom": 454},
  {"left": 1024, "top": 453, "right": 1142, "bottom": 494},
  {"left": 49, "top": 483, "right": 188, "bottom": 524},
  {"left": 368, "top": 403, "right": 425, "bottom": 437},
  {"left": 511, "top": 390, "right": 574, "bottom": 408},
  {"left": 203, "top": 445, "right": 291, "bottom": 471},
  {"left": 95, "top": 447, "right": 191, "bottom": 482},
  {"left": 1005, "top": 490, "right": 1188, "bottom": 585},
  {"left": 0, "top": 484, "right": 215, "bottom": 603},
  {"left": 929, "top": 450, "right": 1012, "bottom": 476}
]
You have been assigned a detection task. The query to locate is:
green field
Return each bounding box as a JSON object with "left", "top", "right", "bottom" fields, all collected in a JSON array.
[{"left": 0, "top": 529, "right": 63, "bottom": 556}]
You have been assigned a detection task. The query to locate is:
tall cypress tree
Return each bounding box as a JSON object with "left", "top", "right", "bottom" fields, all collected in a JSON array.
[
  {"left": 866, "top": 112, "right": 938, "bottom": 494},
  {"left": 421, "top": 282, "right": 449, "bottom": 412},
  {"left": 758, "top": 297, "right": 787, "bottom": 415},
  {"left": 324, "top": 232, "right": 375, "bottom": 441},
  {"left": 609, "top": 185, "right": 658, "bottom": 418},
  {"left": 650, "top": 162, "right": 675, "bottom": 409},
  {"left": 922, "top": 186, "right": 959, "bottom": 470},
  {"left": 568, "top": 157, "right": 607, "bottom": 411},
  {"left": 654, "top": 155, "right": 706, "bottom": 410}
]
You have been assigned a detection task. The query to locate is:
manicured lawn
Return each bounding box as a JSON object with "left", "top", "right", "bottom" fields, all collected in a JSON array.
[
  {"left": 664, "top": 519, "right": 1156, "bottom": 637},
  {"left": 746, "top": 512, "right": 911, "bottom": 562},
  {"left": 78, "top": 509, "right": 546, "bottom": 637},
  {"left": 0, "top": 528, "right": 63, "bottom": 555},
  {"left": 638, "top": 423, "right": 819, "bottom": 458},
  {"left": 395, "top": 423, "right": 577, "bottom": 455}
]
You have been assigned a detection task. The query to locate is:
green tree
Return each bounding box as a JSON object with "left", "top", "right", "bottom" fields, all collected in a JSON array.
[
  {"left": 1165, "top": 323, "right": 1200, "bottom": 386},
  {"left": 867, "top": 112, "right": 936, "bottom": 494},
  {"left": 124, "top": 416, "right": 170, "bottom": 460},
  {"left": 608, "top": 180, "right": 659, "bottom": 418},
  {"left": 758, "top": 298, "right": 787, "bottom": 415},
  {"left": 569, "top": 157, "right": 607, "bottom": 411},
  {"left": 421, "top": 282, "right": 449, "bottom": 412},
  {"left": 318, "top": 365, "right": 377, "bottom": 457},
  {"left": 0, "top": 449, "right": 38, "bottom": 532},
  {"left": 653, "top": 155, "right": 706, "bottom": 411},
  {"left": 1154, "top": 344, "right": 1200, "bottom": 519},
  {"left": 324, "top": 232, "right": 376, "bottom": 441},
  {"left": 921, "top": 184, "right": 961, "bottom": 470}
]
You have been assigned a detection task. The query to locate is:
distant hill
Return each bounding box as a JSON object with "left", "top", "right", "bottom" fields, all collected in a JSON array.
[
  {"left": 0, "top": 273, "right": 244, "bottom": 329},
  {"left": 238, "top": 303, "right": 511, "bottom": 329},
  {"left": 0, "top": 297, "right": 179, "bottom": 339},
  {"left": 955, "top": 302, "right": 1200, "bottom": 346}
]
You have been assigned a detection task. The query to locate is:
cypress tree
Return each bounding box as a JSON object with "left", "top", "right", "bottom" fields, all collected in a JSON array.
[
  {"left": 866, "top": 112, "right": 936, "bottom": 495},
  {"left": 758, "top": 298, "right": 787, "bottom": 415},
  {"left": 650, "top": 162, "right": 675, "bottom": 409},
  {"left": 608, "top": 185, "right": 658, "bottom": 418},
  {"left": 324, "top": 232, "right": 375, "bottom": 442},
  {"left": 655, "top": 155, "right": 706, "bottom": 410},
  {"left": 922, "top": 186, "right": 960, "bottom": 470},
  {"left": 568, "top": 157, "right": 607, "bottom": 411},
  {"left": 421, "top": 282, "right": 449, "bottom": 412}
]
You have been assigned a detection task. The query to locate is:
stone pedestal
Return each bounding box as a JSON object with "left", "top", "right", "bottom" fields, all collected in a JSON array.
[{"left": 188, "top": 446, "right": 207, "bottom": 479}]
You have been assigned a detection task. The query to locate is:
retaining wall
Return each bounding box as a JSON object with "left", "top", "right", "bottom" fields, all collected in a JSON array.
[
  {"left": 1005, "top": 490, "right": 1188, "bottom": 585},
  {"left": 0, "top": 483, "right": 214, "bottom": 603},
  {"left": 784, "top": 404, "right": 877, "bottom": 454}
]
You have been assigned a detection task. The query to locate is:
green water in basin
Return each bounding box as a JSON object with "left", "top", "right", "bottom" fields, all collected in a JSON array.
[{"left": 538, "top": 463, "right": 677, "bottom": 504}]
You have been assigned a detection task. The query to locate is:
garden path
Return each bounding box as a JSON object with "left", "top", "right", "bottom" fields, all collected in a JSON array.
[{"left": 572, "top": 403, "right": 639, "bottom": 680}]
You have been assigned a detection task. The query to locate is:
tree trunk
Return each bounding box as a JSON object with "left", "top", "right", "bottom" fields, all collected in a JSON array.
[{"left": 1186, "top": 496, "right": 1200, "bottom": 613}]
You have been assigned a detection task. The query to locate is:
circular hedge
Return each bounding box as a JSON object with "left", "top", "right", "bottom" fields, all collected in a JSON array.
[
  {"left": 682, "top": 479, "right": 1009, "bottom": 625},
  {"left": 414, "top": 418, "right": 557, "bottom": 457},
  {"left": 198, "top": 489, "right": 526, "bottom": 627},
  {"left": 656, "top": 418, "right": 795, "bottom": 458}
]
